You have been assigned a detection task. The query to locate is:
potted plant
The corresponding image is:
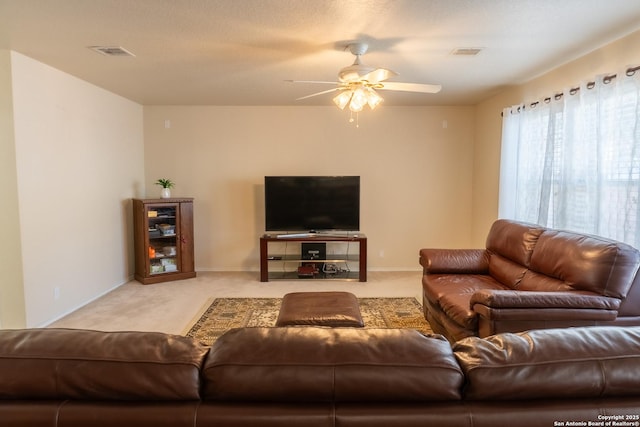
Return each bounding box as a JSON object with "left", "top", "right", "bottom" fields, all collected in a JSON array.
[{"left": 155, "top": 178, "right": 175, "bottom": 199}]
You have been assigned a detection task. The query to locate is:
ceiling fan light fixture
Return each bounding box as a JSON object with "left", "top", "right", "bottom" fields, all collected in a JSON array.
[
  {"left": 292, "top": 40, "right": 440, "bottom": 125},
  {"left": 366, "top": 88, "right": 383, "bottom": 109},
  {"left": 333, "top": 90, "right": 352, "bottom": 110},
  {"left": 332, "top": 84, "right": 384, "bottom": 114},
  {"left": 348, "top": 87, "right": 367, "bottom": 112}
]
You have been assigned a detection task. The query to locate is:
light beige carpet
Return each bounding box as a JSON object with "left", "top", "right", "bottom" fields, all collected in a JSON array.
[{"left": 185, "top": 297, "right": 433, "bottom": 345}]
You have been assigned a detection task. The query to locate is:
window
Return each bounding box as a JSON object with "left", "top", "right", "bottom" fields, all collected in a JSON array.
[{"left": 500, "top": 68, "right": 640, "bottom": 247}]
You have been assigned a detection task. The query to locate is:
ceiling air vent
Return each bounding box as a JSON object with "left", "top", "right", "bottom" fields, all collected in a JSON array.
[
  {"left": 89, "top": 46, "right": 135, "bottom": 57},
  {"left": 451, "top": 47, "right": 483, "bottom": 56}
]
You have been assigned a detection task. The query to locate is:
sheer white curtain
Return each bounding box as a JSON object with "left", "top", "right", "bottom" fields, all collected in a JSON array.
[{"left": 500, "top": 67, "right": 640, "bottom": 247}]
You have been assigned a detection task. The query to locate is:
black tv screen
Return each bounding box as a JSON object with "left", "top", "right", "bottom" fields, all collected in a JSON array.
[{"left": 264, "top": 176, "right": 360, "bottom": 232}]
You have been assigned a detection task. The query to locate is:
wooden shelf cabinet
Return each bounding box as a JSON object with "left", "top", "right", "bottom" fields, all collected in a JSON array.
[
  {"left": 133, "top": 198, "right": 196, "bottom": 284},
  {"left": 260, "top": 234, "right": 367, "bottom": 282}
]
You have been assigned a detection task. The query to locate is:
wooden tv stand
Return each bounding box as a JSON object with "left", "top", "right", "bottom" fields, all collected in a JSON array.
[{"left": 260, "top": 233, "right": 367, "bottom": 282}]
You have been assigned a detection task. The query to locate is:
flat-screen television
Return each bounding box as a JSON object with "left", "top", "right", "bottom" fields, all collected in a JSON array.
[{"left": 264, "top": 176, "right": 360, "bottom": 232}]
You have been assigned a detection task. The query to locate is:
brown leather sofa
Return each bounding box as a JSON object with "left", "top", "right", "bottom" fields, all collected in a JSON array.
[
  {"left": 420, "top": 219, "right": 640, "bottom": 342},
  {"left": 1, "top": 326, "right": 640, "bottom": 426}
]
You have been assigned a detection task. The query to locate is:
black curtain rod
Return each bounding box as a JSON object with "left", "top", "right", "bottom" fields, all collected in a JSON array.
[{"left": 503, "top": 65, "right": 639, "bottom": 116}]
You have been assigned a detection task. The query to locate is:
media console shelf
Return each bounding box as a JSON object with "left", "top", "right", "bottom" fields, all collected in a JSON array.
[{"left": 260, "top": 234, "right": 367, "bottom": 282}]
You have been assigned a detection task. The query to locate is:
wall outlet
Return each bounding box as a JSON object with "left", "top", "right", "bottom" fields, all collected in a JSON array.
[
  {"left": 54, "top": 287, "right": 61, "bottom": 300},
  {"left": 379, "top": 250, "right": 385, "bottom": 258}
]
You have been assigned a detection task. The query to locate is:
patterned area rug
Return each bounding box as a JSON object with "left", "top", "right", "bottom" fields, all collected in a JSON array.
[{"left": 185, "top": 297, "right": 433, "bottom": 345}]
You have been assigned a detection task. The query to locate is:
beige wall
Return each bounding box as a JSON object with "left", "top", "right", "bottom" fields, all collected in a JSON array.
[
  {"left": 10, "top": 52, "right": 145, "bottom": 327},
  {"left": 3, "top": 28, "right": 638, "bottom": 327},
  {"left": 0, "top": 50, "right": 26, "bottom": 328},
  {"left": 472, "top": 29, "right": 640, "bottom": 245},
  {"left": 144, "top": 106, "right": 476, "bottom": 271}
]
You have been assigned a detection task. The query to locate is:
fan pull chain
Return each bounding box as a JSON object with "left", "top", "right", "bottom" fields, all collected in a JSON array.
[{"left": 348, "top": 111, "right": 360, "bottom": 128}]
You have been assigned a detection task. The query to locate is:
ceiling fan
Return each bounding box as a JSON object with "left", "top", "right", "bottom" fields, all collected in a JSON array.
[{"left": 289, "top": 42, "right": 441, "bottom": 123}]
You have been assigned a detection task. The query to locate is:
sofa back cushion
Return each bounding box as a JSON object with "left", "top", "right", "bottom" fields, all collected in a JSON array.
[
  {"left": 485, "top": 220, "right": 545, "bottom": 289},
  {"left": 0, "top": 328, "right": 209, "bottom": 400},
  {"left": 485, "top": 220, "right": 640, "bottom": 298},
  {"left": 202, "top": 327, "right": 464, "bottom": 402},
  {"left": 486, "top": 220, "right": 544, "bottom": 267},
  {"left": 529, "top": 230, "right": 640, "bottom": 298},
  {"left": 453, "top": 326, "right": 640, "bottom": 400}
]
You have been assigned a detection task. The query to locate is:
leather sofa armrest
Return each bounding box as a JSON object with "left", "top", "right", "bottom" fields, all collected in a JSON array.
[
  {"left": 419, "top": 249, "right": 489, "bottom": 274},
  {"left": 470, "top": 289, "right": 621, "bottom": 310}
]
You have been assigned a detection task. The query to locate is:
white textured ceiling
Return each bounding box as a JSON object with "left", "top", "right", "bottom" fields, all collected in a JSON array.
[{"left": 1, "top": 0, "right": 639, "bottom": 106}]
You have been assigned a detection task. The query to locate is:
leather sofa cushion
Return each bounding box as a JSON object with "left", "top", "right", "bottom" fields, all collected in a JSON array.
[
  {"left": 488, "top": 254, "right": 527, "bottom": 289},
  {"left": 438, "top": 293, "right": 477, "bottom": 330},
  {"left": 518, "top": 269, "right": 576, "bottom": 291},
  {"left": 0, "top": 328, "right": 209, "bottom": 400},
  {"left": 422, "top": 274, "right": 504, "bottom": 306},
  {"left": 423, "top": 274, "right": 506, "bottom": 330},
  {"left": 202, "top": 327, "right": 464, "bottom": 402},
  {"left": 529, "top": 230, "right": 640, "bottom": 298},
  {"left": 453, "top": 326, "right": 640, "bottom": 400},
  {"left": 485, "top": 219, "right": 544, "bottom": 267}
]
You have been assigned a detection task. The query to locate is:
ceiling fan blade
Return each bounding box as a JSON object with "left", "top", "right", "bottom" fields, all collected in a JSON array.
[
  {"left": 360, "top": 68, "right": 398, "bottom": 83},
  {"left": 296, "top": 87, "right": 339, "bottom": 100},
  {"left": 286, "top": 79, "right": 337, "bottom": 85},
  {"left": 378, "top": 82, "right": 442, "bottom": 93}
]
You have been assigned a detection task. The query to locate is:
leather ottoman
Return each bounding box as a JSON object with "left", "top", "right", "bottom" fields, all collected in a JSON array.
[{"left": 276, "top": 291, "right": 364, "bottom": 327}]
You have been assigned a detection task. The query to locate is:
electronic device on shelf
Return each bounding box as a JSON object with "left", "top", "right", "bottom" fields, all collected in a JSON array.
[
  {"left": 323, "top": 263, "right": 338, "bottom": 274},
  {"left": 297, "top": 264, "right": 317, "bottom": 278},
  {"left": 264, "top": 176, "right": 360, "bottom": 233}
]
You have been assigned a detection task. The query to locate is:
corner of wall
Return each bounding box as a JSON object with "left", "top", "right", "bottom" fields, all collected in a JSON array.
[{"left": 0, "top": 50, "right": 27, "bottom": 328}]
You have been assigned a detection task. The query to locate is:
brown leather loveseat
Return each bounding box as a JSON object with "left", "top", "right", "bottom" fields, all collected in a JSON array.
[
  {"left": 1, "top": 325, "right": 640, "bottom": 426},
  {"left": 420, "top": 219, "right": 640, "bottom": 342}
]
